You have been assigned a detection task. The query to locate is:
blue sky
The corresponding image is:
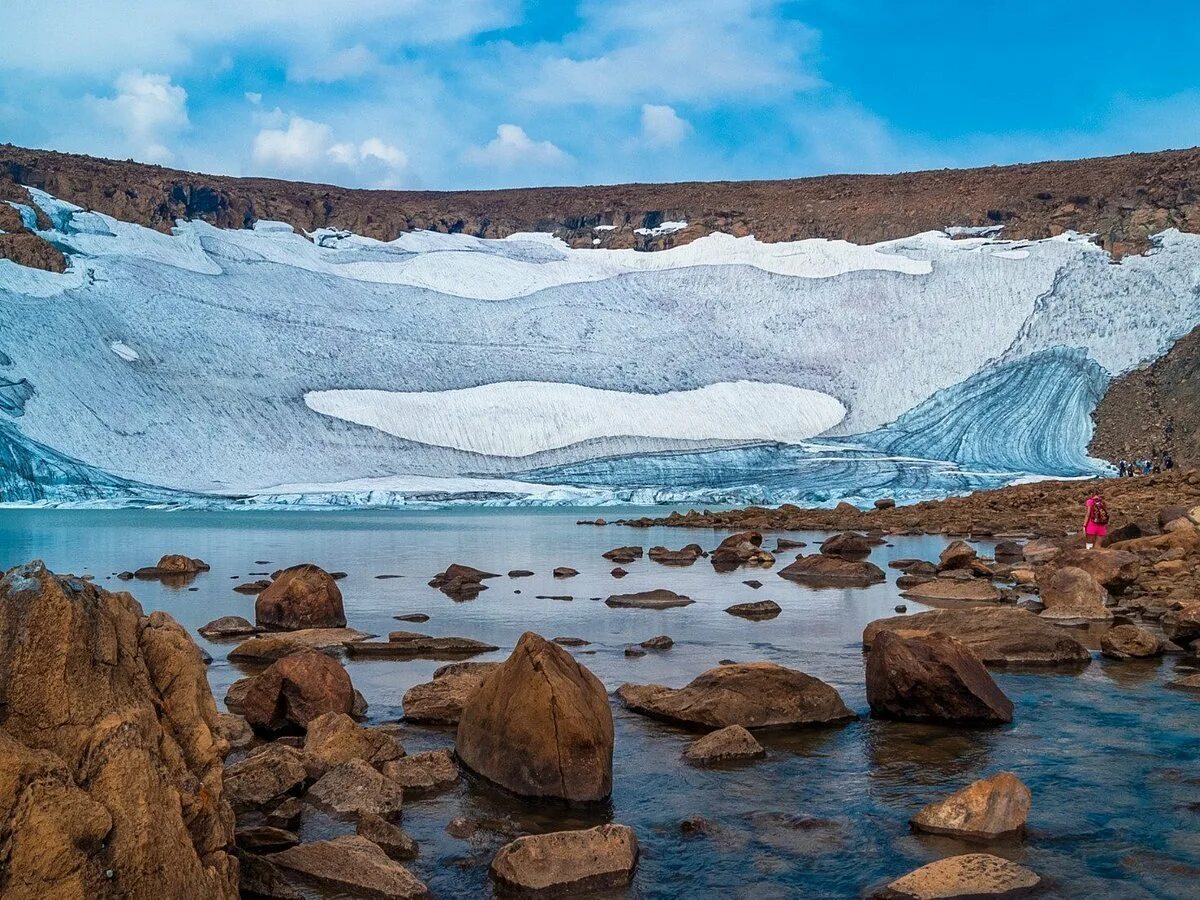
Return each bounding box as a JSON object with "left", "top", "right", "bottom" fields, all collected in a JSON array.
[{"left": 1, "top": 0, "right": 1198, "bottom": 190}]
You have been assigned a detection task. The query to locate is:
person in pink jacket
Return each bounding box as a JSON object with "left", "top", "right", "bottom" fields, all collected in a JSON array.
[{"left": 1084, "top": 492, "right": 1108, "bottom": 549}]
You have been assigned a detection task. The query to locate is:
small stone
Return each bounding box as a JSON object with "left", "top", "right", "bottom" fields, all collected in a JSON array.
[{"left": 446, "top": 816, "right": 477, "bottom": 839}]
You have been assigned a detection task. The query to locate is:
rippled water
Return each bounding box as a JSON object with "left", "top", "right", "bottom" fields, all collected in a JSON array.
[{"left": 1, "top": 508, "right": 1198, "bottom": 899}]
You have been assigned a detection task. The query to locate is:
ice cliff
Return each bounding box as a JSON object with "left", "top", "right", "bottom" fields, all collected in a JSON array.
[{"left": 1, "top": 189, "right": 1199, "bottom": 507}]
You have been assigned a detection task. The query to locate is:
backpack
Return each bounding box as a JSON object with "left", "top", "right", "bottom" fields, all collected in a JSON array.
[{"left": 1090, "top": 497, "right": 1109, "bottom": 526}]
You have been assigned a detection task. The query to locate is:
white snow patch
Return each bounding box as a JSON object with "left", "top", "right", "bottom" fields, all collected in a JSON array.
[
  {"left": 635, "top": 221, "right": 687, "bottom": 237},
  {"left": 305, "top": 380, "right": 847, "bottom": 458},
  {"left": 593, "top": 224, "right": 617, "bottom": 231},
  {"left": 109, "top": 341, "right": 140, "bottom": 362},
  {"left": 946, "top": 225, "right": 1005, "bottom": 237}
]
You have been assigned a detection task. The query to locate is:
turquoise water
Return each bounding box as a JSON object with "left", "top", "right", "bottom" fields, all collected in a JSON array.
[{"left": 1, "top": 508, "right": 1198, "bottom": 898}]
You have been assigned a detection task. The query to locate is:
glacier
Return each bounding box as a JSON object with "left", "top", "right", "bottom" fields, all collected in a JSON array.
[{"left": 1, "top": 188, "right": 1199, "bottom": 508}]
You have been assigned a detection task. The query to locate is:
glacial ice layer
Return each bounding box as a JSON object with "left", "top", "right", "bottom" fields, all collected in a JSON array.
[{"left": 1, "top": 187, "right": 1199, "bottom": 507}]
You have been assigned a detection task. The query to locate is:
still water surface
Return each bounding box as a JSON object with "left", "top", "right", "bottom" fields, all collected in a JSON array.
[{"left": 1, "top": 507, "right": 1197, "bottom": 898}]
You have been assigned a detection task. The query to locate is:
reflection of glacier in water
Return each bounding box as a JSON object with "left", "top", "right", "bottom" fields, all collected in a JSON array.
[{"left": 1, "top": 187, "right": 1197, "bottom": 508}]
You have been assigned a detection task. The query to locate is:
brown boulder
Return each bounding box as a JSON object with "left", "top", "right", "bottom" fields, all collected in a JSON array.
[
  {"left": 402, "top": 662, "right": 500, "bottom": 724},
  {"left": 1161, "top": 601, "right": 1200, "bottom": 645},
  {"left": 820, "top": 531, "right": 872, "bottom": 558},
  {"left": 711, "top": 531, "right": 774, "bottom": 571},
  {"left": 0, "top": 561, "right": 237, "bottom": 898},
  {"left": 456, "top": 632, "right": 613, "bottom": 802},
  {"left": 648, "top": 544, "right": 703, "bottom": 565},
  {"left": 1100, "top": 624, "right": 1165, "bottom": 659},
  {"left": 255, "top": 564, "right": 346, "bottom": 631},
  {"left": 303, "top": 712, "right": 404, "bottom": 774},
  {"left": 993, "top": 541, "right": 1024, "bottom": 559},
  {"left": 778, "top": 554, "right": 886, "bottom": 586},
  {"left": 877, "top": 853, "right": 1040, "bottom": 899},
  {"left": 1053, "top": 548, "right": 1142, "bottom": 591},
  {"left": 271, "top": 835, "right": 429, "bottom": 898},
  {"left": 617, "top": 662, "right": 855, "bottom": 730},
  {"left": 134, "top": 554, "right": 210, "bottom": 578},
  {"left": 864, "top": 607, "right": 1090, "bottom": 668},
  {"left": 381, "top": 748, "right": 459, "bottom": 794},
  {"left": 307, "top": 759, "right": 405, "bottom": 817},
  {"left": 683, "top": 724, "right": 765, "bottom": 764},
  {"left": 866, "top": 630, "right": 1013, "bottom": 724},
  {"left": 901, "top": 579, "right": 1003, "bottom": 603},
  {"left": 605, "top": 588, "right": 694, "bottom": 609},
  {"left": 357, "top": 813, "right": 418, "bottom": 861},
  {"left": 553, "top": 566, "right": 579, "bottom": 578},
  {"left": 1038, "top": 566, "right": 1112, "bottom": 622},
  {"left": 603, "top": 546, "right": 643, "bottom": 563},
  {"left": 223, "top": 743, "right": 308, "bottom": 811},
  {"left": 240, "top": 649, "right": 356, "bottom": 735},
  {"left": 910, "top": 772, "right": 1031, "bottom": 840},
  {"left": 345, "top": 632, "right": 498, "bottom": 659},
  {"left": 725, "top": 599, "right": 783, "bottom": 620},
  {"left": 938, "top": 540, "right": 978, "bottom": 571},
  {"left": 199, "top": 614, "right": 258, "bottom": 639},
  {"left": 490, "top": 825, "right": 638, "bottom": 895}
]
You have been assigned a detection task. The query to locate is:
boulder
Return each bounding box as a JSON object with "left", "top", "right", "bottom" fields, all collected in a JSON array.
[
  {"left": 227, "top": 627, "right": 374, "bottom": 662},
  {"left": 683, "top": 724, "right": 765, "bottom": 764},
  {"left": 236, "top": 825, "right": 300, "bottom": 854},
  {"left": 271, "top": 835, "right": 429, "bottom": 898},
  {"left": 490, "top": 825, "right": 638, "bottom": 895},
  {"left": 605, "top": 588, "right": 694, "bottom": 609},
  {"left": 603, "top": 546, "right": 643, "bottom": 563},
  {"left": 357, "top": 813, "right": 418, "bottom": 861},
  {"left": 774, "top": 538, "right": 807, "bottom": 551},
  {"left": 617, "top": 662, "right": 855, "bottom": 730},
  {"left": 611, "top": 567, "right": 629, "bottom": 578},
  {"left": 877, "top": 853, "right": 1039, "bottom": 899},
  {"left": 553, "top": 566, "right": 579, "bottom": 578},
  {"left": 640, "top": 634, "right": 674, "bottom": 649},
  {"left": 402, "top": 662, "right": 501, "bottom": 724},
  {"left": 0, "top": 561, "right": 238, "bottom": 898},
  {"left": 875, "top": 498, "right": 897, "bottom": 509},
  {"left": 910, "top": 772, "right": 1031, "bottom": 840},
  {"left": 554, "top": 636, "right": 591, "bottom": 646},
  {"left": 820, "top": 532, "right": 872, "bottom": 558},
  {"left": 394, "top": 613, "right": 430, "bottom": 623},
  {"left": 711, "top": 531, "right": 774, "bottom": 571},
  {"left": 1168, "top": 673, "right": 1200, "bottom": 692},
  {"left": 216, "top": 712, "right": 255, "bottom": 751},
  {"left": 1162, "top": 602, "right": 1200, "bottom": 645},
  {"left": 901, "top": 580, "right": 1003, "bottom": 603},
  {"left": 381, "top": 749, "right": 459, "bottom": 794},
  {"left": 224, "top": 743, "right": 308, "bottom": 811},
  {"left": 1022, "top": 537, "right": 1064, "bottom": 565},
  {"left": 308, "top": 758, "right": 405, "bottom": 817},
  {"left": 1100, "top": 624, "right": 1165, "bottom": 659},
  {"left": 1038, "top": 566, "right": 1112, "bottom": 622},
  {"left": 778, "top": 554, "right": 886, "bottom": 586},
  {"left": 648, "top": 545, "right": 703, "bottom": 565},
  {"left": 346, "top": 632, "right": 499, "bottom": 659},
  {"left": 303, "top": 712, "right": 405, "bottom": 774},
  {"left": 200, "top": 614, "right": 259, "bottom": 639},
  {"left": 233, "top": 579, "right": 273, "bottom": 595},
  {"left": 725, "top": 599, "right": 783, "bottom": 620},
  {"left": 240, "top": 649, "right": 356, "bottom": 735},
  {"left": 993, "top": 541, "right": 1024, "bottom": 560},
  {"left": 134, "top": 553, "right": 210, "bottom": 577},
  {"left": 866, "top": 631, "right": 1013, "bottom": 724},
  {"left": 256, "top": 564, "right": 346, "bottom": 631},
  {"left": 938, "top": 540, "right": 978, "bottom": 571},
  {"left": 237, "top": 850, "right": 303, "bottom": 900},
  {"left": 864, "top": 608, "right": 1090, "bottom": 668},
  {"left": 429, "top": 563, "right": 499, "bottom": 599},
  {"left": 456, "top": 632, "right": 613, "bottom": 802},
  {"left": 1052, "top": 548, "right": 1141, "bottom": 592}
]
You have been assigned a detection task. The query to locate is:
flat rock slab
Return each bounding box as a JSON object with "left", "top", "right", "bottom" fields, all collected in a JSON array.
[
  {"left": 394, "top": 613, "right": 430, "bottom": 623},
  {"left": 271, "top": 835, "right": 429, "bottom": 898},
  {"left": 618, "top": 662, "right": 855, "bottom": 730},
  {"left": 346, "top": 634, "right": 499, "bottom": 659},
  {"left": 778, "top": 554, "right": 886, "bottom": 587},
  {"left": 228, "top": 628, "right": 375, "bottom": 662},
  {"left": 725, "top": 599, "right": 782, "bottom": 620},
  {"left": 490, "top": 824, "right": 639, "bottom": 895},
  {"left": 605, "top": 589, "right": 694, "bottom": 609},
  {"left": 877, "top": 853, "right": 1039, "bottom": 899},
  {"left": 901, "top": 579, "right": 1003, "bottom": 603},
  {"left": 863, "top": 607, "right": 1090, "bottom": 669}
]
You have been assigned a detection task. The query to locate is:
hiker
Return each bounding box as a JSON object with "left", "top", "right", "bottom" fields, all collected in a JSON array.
[
  {"left": 1165, "top": 454, "right": 1174, "bottom": 470},
  {"left": 1117, "top": 459, "right": 1128, "bottom": 477},
  {"left": 1084, "top": 491, "right": 1109, "bottom": 550}
]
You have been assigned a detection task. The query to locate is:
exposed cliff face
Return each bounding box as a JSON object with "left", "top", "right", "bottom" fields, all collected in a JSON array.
[
  {"left": 0, "top": 181, "right": 65, "bottom": 273},
  {"left": 1090, "top": 325, "right": 1200, "bottom": 467},
  {"left": 2, "top": 142, "right": 1199, "bottom": 256}
]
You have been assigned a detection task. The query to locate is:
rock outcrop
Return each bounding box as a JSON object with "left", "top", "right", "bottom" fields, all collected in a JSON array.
[
  {"left": 866, "top": 631, "right": 1014, "bottom": 724},
  {"left": 456, "top": 633, "right": 614, "bottom": 802},
  {"left": 617, "top": 662, "right": 855, "bottom": 730},
  {"left": 490, "top": 825, "right": 639, "bottom": 895},
  {"left": 255, "top": 564, "right": 346, "bottom": 631},
  {"left": 910, "top": 773, "right": 1032, "bottom": 840},
  {"left": 0, "top": 561, "right": 238, "bottom": 898},
  {"left": 724, "top": 599, "right": 782, "bottom": 620}
]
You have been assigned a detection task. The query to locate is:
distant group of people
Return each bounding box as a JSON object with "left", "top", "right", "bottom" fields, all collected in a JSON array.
[{"left": 1117, "top": 453, "right": 1173, "bottom": 477}]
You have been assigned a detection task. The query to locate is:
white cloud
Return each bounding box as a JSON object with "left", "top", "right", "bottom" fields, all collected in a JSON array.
[
  {"left": 640, "top": 104, "right": 691, "bottom": 148},
  {"left": 86, "top": 71, "right": 189, "bottom": 163},
  {"left": 251, "top": 114, "right": 407, "bottom": 186},
  {"left": 288, "top": 45, "right": 379, "bottom": 83},
  {"left": 463, "top": 124, "right": 569, "bottom": 168},
  {"left": 244, "top": 91, "right": 262, "bottom": 105}
]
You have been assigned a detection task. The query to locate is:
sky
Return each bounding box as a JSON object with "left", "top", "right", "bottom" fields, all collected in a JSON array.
[{"left": 1, "top": 0, "right": 1198, "bottom": 191}]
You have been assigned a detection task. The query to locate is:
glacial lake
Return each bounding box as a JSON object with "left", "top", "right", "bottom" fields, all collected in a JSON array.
[{"left": 2, "top": 507, "right": 1198, "bottom": 899}]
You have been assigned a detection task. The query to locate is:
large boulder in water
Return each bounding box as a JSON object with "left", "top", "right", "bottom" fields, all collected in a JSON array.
[
  {"left": 456, "top": 632, "right": 613, "bottom": 802},
  {"left": 256, "top": 564, "right": 346, "bottom": 631},
  {"left": 490, "top": 824, "right": 639, "bottom": 895},
  {"left": 863, "top": 607, "right": 1090, "bottom": 668},
  {"left": 1052, "top": 548, "right": 1141, "bottom": 592},
  {"left": 241, "top": 648, "right": 356, "bottom": 735},
  {"left": 710, "top": 531, "right": 774, "bottom": 571},
  {"left": 910, "top": 772, "right": 1031, "bottom": 840},
  {"left": 937, "top": 540, "right": 977, "bottom": 571},
  {"left": 1038, "top": 566, "right": 1112, "bottom": 623},
  {"left": 866, "top": 630, "right": 1013, "bottom": 724},
  {"left": 617, "top": 662, "right": 855, "bottom": 730},
  {"left": 820, "top": 532, "right": 872, "bottom": 558},
  {"left": 778, "top": 554, "right": 886, "bottom": 587},
  {"left": 0, "top": 561, "right": 238, "bottom": 898},
  {"left": 1100, "top": 624, "right": 1164, "bottom": 659}
]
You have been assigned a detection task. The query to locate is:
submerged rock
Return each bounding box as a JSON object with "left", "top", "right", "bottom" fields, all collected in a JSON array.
[
  {"left": 270, "top": 835, "right": 430, "bottom": 898},
  {"left": 605, "top": 588, "right": 694, "bottom": 609},
  {"left": 866, "top": 631, "right": 1013, "bottom": 724},
  {"left": 134, "top": 553, "right": 210, "bottom": 578},
  {"left": 429, "top": 563, "right": 499, "bottom": 600},
  {"left": 877, "top": 853, "right": 1039, "bottom": 899},
  {"left": 910, "top": 772, "right": 1031, "bottom": 840},
  {"left": 778, "top": 554, "right": 886, "bottom": 586},
  {"left": 456, "top": 632, "right": 613, "bottom": 802},
  {"left": 618, "top": 662, "right": 855, "bottom": 730},
  {"left": 256, "top": 564, "right": 346, "bottom": 630},
  {"left": 490, "top": 825, "right": 639, "bottom": 895},
  {"left": 648, "top": 544, "right": 703, "bottom": 565},
  {"left": 683, "top": 724, "right": 765, "bottom": 764},
  {"left": 0, "top": 561, "right": 238, "bottom": 897},
  {"left": 1100, "top": 623, "right": 1165, "bottom": 659},
  {"left": 553, "top": 566, "right": 579, "bottom": 578},
  {"left": 402, "top": 662, "right": 501, "bottom": 724},
  {"left": 724, "top": 599, "right": 783, "bottom": 620},
  {"left": 640, "top": 634, "right": 674, "bottom": 649},
  {"left": 863, "top": 607, "right": 1091, "bottom": 668},
  {"left": 603, "top": 546, "right": 643, "bottom": 563},
  {"left": 240, "top": 648, "right": 356, "bottom": 735}
]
